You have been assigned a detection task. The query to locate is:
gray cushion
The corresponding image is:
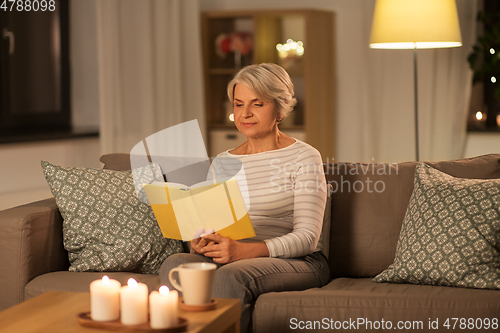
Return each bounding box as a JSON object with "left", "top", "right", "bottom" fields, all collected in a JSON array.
[
  {"left": 41, "top": 161, "right": 184, "bottom": 274},
  {"left": 373, "top": 163, "right": 500, "bottom": 289},
  {"left": 373, "top": 164, "right": 500, "bottom": 289}
]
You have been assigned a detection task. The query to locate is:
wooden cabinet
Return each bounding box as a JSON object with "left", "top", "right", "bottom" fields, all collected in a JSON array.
[{"left": 201, "top": 9, "right": 335, "bottom": 159}]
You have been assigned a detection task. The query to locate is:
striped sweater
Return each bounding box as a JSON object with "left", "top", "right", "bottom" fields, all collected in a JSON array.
[{"left": 209, "top": 139, "right": 327, "bottom": 258}]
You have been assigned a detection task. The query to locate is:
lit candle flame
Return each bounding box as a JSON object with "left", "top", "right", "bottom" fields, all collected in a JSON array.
[
  {"left": 128, "top": 278, "right": 138, "bottom": 288},
  {"left": 476, "top": 111, "right": 483, "bottom": 121},
  {"left": 102, "top": 275, "right": 109, "bottom": 285},
  {"left": 159, "top": 286, "right": 169, "bottom": 295}
]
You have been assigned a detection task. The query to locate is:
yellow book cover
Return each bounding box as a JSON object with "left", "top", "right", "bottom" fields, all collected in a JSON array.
[{"left": 143, "top": 179, "right": 255, "bottom": 241}]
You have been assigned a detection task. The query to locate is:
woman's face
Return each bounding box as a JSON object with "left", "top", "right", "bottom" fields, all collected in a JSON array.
[{"left": 233, "top": 84, "right": 279, "bottom": 139}]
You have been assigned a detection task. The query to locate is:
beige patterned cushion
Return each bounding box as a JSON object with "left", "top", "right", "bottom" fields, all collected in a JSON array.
[
  {"left": 41, "top": 161, "right": 183, "bottom": 274},
  {"left": 373, "top": 163, "right": 500, "bottom": 289}
]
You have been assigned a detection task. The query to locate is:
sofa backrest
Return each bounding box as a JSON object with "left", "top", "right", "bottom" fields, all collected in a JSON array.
[
  {"left": 100, "top": 153, "right": 131, "bottom": 171},
  {"left": 100, "top": 153, "right": 500, "bottom": 279},
  {"left": 325, "top": 154, "right": 500, "bottom": 279}
]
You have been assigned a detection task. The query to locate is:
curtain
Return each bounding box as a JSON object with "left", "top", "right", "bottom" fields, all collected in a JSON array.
[
  {"left": 95, "top": 0, "right": 205, "bottom": 154},
  {"left": 358, "top": 0, "right": 478, "bottom": 162},
  {"left": 419, "top": 0, "right": 478, "bottom": 161}
]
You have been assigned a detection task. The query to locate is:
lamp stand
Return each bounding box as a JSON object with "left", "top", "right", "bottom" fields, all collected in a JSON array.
[{"left": 413, "top": 47, "right": 419, "bottom": 162}]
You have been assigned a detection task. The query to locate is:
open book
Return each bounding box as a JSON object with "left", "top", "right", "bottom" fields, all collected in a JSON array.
[{"left": 143, "top": 179, "right": 255, "bottom": 241}]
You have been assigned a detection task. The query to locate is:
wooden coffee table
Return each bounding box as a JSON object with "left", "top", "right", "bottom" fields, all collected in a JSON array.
[{"left": 0, "top": 291, "right": 240, "bottom": 333}]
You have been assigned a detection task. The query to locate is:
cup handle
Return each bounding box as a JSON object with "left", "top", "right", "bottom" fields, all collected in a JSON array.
[{"left": 168, "top": 268, "right": 183, "bottom": 292}]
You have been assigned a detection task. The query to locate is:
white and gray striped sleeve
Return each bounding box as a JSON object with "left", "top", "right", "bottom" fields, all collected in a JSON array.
[{"left": 264, "top": 148, "right": 327, "bottom": 258}]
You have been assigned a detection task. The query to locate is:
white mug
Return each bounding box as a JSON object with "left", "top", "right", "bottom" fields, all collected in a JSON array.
[{"left": 168, "top": 262, "right": 217, "bottom": 305}]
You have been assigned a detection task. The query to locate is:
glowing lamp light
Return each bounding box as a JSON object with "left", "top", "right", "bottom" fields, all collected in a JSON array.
[
  {"left": 228, "top": 113, "right": 234, "bottom": 122},
  {"left": 491, "top": 76, "right": 497, "bottom": 84},
  {"left": 476, "top": 111, "right": 483, "bottom": 121},
  {"left": 369, "top": 0, "right": 462, "bottom": 50},
  {"left": 490, "top": 48, "right": 496, "bottom": 55}
]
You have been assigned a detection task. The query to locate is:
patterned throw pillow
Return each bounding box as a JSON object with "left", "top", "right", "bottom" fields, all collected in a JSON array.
[
  {"left": 373, "top": 163, "right": 500, "bottom": 289},
  {"left": 41, "top": 161, "right": 183, "bottom": 274}
]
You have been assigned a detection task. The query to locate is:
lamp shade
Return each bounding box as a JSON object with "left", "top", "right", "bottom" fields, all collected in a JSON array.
[{"left": 370, "top": 0, "right": 462, "bottom": 49}]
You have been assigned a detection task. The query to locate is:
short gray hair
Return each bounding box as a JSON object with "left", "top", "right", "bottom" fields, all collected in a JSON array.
[{"left": 227, "top": 63, "right": 297, "bottom": 120}]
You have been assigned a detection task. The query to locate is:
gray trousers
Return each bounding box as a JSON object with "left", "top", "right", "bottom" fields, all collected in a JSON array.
[{"left": 159, "top": 251, "right": 330, "bottom": 333}]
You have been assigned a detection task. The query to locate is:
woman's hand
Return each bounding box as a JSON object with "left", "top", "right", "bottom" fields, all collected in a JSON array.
[
  {"left": 190, "top": 237, "right": 212, "bottom": 254},
  {"left": 190, "top": 228, "right": 215, "bottom": 254},
  {"left": 198, "top": 233, "right": 269, "bottom": 264}
]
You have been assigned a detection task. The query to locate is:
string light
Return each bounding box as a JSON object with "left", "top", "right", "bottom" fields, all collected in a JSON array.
[{"left": 276, "top": 39, "right": 305, "bottom": 59}]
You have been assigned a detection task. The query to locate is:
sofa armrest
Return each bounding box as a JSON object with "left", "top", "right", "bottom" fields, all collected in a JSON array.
[{"left": 0, "top": 198, "right": 68, "bottom": 311}]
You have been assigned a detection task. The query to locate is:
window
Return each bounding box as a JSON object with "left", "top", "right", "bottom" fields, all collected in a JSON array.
[
  {"left": 0, "top": 0, "right": 71, "bottom": 139},
  {"left": 467, "top": 0, "right": 500, "bottom": 131}
]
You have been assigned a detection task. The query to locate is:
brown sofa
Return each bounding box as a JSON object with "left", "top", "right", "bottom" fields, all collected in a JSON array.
[{"left": 1, "top": 153, "right": 499, "bottom": 332}]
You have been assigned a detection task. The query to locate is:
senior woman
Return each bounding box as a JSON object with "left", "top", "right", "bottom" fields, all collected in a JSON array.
[{"left": 159, "top": 63, "right": 330, "bottom": 332}]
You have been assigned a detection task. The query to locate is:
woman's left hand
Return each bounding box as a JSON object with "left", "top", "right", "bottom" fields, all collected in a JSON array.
[{"left": 199, "top": 233, "right": 269, "bottom": 264}]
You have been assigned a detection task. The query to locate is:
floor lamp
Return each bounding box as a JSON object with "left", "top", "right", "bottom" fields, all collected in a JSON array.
[{"left": 369, "top": 0, "right": 462, "bottom": 161}]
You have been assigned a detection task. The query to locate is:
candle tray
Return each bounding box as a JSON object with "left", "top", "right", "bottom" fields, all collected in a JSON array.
[{"left": 77, "top": 312, "right": 188, "bottom": 332}]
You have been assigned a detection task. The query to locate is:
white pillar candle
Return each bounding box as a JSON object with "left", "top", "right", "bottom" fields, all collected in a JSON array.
[
  {"left": 89, "top": 275, "right": 121, "bottom": 322},
  {"left": 149, "top": 286, "right": 178, "bottom": 329},
  {"left": 120, "top": 278, "right": 149, "bottom": 325}
]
